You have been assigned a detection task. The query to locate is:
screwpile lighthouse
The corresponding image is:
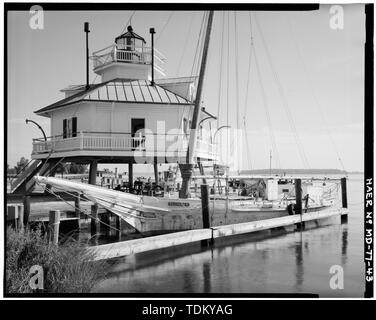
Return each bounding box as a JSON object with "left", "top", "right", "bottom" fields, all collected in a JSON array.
[{"left": 11, "top": 24, "right": 217, "bottom": 194}]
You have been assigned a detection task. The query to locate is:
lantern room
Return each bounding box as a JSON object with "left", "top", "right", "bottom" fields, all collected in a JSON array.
[
  {"left": 93, "top": 25, "right": 165, "bottom": 82},
  {"left": 115, "top": 25, "right": 146, "bottom": 53}
]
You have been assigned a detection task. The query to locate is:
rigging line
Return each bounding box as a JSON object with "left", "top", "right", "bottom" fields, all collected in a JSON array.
[
  {"left": 243, "top": 11, "right": 254, "bottom": 120},
  {"left": 172, "top": 12, "right": 196, "bottom": 132},
  {"left": 242, "top": 11, "right": 255, "bottom": 170},
  {"left": 216, "top": 11, "right": 226, "bottom": 127},
  {"left": 234, "top": 11, "right": 241, "bottom": 172},
  {"left": 156, "top": 11, "right": 175, "bottom": 42},
  {"left": 254, "top": 13, "right": 310, "bottom": 169},
  {"left": 179, "top": 11, "right": 206, "bottom": 138},
  {"left": 89, "top": 10, "right": 138, "bottom": 86},
  {"left": 175, "top": 13, "right": 195, "bottom": 77},
  {"left": 184, "top": 11, "right": 206, "bottom": 100},
  {"left": 286, "top": 18, "right": 346, "bottom": 172},
  {"left": 120, "top": 10, "right": 137, "bottom": 34},
  {"left": 234, "top": 11, "right": 240, "bottom": 132},
  {"left": 226, "top": 11, "right": 230, "bottom": 166},
  {"left": 41, "top": 183, "right": 120, "bottom": 232},
  {"left": 253, "top": 44, "right": 282, "bottom": 169}
]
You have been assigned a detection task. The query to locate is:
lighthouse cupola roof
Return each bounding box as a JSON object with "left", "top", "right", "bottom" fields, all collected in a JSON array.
[{"left": 114, "top": 25, "right": 146, "bottom": 44}]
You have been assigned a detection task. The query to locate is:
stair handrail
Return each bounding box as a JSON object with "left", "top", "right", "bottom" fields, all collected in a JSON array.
[{"left": 9, "top": 158, "right": 34, "bottom": 185}]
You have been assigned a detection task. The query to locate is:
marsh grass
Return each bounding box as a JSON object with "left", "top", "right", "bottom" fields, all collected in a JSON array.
[{"left": 6, "top": 227, "right": 109, "bottom": 294}]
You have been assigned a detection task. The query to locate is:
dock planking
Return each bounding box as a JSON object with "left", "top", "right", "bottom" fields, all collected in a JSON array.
[{"left": 89, "top": 207, "right": 348, "bottom": 260}]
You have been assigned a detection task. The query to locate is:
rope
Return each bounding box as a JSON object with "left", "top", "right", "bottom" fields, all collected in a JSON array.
[
  {"left": 226, "top": 11, "right": 230, "bottom": 166},
  {"left": 175, "top": 13, "right": 195, "bottom": 78},
  {"left": 119, "top": 11, "right": 136, "bottom": 35},
  {"left": 41, "top": 183, "right": 121, "bottom": 232},
  {"left": 234, "top": 11, "right": 240, "bottom": 172},
  {"left": 254, "top": 13, "right": 311, "bottom": 169},
  {"left": 156, "top": 11, "right": 175, "bottom": 42},
  {"left": 241, "top": 12, "right": 254, "bottom": 171},
  {"left": 253, "top": 44, "right": 282, "bottom": 169},
  {"left": 286, "top": 17, "right": 346, "bottom": 172},
  {"left": 216, "top": 11, "right": 225, "bottom": 127}
]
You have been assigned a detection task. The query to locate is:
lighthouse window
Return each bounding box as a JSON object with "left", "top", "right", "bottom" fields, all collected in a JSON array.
[{"left": 63, "top": 117, "right": 77, "bottom": 139}]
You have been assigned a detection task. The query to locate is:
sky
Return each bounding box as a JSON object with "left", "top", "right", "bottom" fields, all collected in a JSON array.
[{"left": 6, "top": 4, "right": 366, "bottom": 172}]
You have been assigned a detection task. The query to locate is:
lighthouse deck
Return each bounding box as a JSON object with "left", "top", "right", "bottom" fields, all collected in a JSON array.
[{"left": 31, "top": 131, "right": 217, "bottom": 161}]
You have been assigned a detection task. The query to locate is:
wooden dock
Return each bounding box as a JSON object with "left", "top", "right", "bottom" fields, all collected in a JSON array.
[{"left": 89, "top": 207, "right": 348, "bottom": 261}]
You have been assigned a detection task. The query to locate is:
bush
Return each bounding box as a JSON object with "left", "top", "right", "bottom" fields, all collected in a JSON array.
[{"left": 6, "top": 227, "right": 108, "bottom": 294}]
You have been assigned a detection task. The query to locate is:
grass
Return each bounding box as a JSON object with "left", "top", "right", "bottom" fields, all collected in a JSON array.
[{"left": 6, "top": 227, "right": 109, "bottom": 294}]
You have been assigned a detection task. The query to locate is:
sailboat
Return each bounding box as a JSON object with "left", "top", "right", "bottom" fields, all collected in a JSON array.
[{"left": 34, "top": 11, "right": 345, "bottom": 234}]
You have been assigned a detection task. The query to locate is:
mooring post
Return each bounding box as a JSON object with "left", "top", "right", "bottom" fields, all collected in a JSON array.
[
  {"left": 200, "top": 184, "right": 212, "bottom": 247},
  {"left": 91, "top": 204, "right": 99, "bottom": 236},
  {"left": 295, "top": 179, "right": 304, "bottom": 231},
  {"left": 74, "top": 193, "right": 81, "bottom": 230},
  {"left": 341, "top": 177, "right": 348, "bottom": 223},
  {"left": 48, "top": 210, "right": 60, "bottom": 245},
  {"left": 22, "top": 195, "right": 31, "bottom": 227}
]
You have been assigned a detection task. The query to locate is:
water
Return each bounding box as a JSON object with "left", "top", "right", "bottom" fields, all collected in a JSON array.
[{"left": 94, "top": 174, "right": 364, "bottom": 297}]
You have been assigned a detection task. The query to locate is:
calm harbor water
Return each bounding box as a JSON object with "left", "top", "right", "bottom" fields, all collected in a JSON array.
[{"left": 94, "top": 174, "right": 364, "bottom": 297}]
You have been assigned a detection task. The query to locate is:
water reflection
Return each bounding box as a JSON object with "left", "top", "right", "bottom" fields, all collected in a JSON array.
[
  {"left": 96, "top": 174, "right": 363, "bottom": 296},
  {"left": 295, "top": 232, "right": 304, "bottom": 288},
  {"left": 202, "top": 262, "right": 211, "bottom": 293},
  {"left": 95, "top": 219, "right": 361, "bottom": 296},
  {"left": 341, "top": 228, "right": 348, "bottom": 265}
]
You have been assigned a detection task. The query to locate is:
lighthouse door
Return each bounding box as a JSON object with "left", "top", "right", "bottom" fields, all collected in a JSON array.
[{"left": 131, "top": 118, "right": 145, "bottom": 150}]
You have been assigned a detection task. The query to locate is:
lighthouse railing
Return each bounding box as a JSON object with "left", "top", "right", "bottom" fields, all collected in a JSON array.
[
  {"left": 32, "top": 132, "right": 216, "bottom": 159},
  {"left": 93, "top": 44, "right": 165, "bottom": 73}
]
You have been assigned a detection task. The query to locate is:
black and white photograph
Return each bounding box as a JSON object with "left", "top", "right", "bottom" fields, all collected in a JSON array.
[{"left": 2, "top": 1, "right": 374, "bottom": 302}]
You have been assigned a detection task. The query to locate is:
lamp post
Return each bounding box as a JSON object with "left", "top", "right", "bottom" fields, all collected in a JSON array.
[{"left": 26, "top": 119, "right": 47, "bottom": 142}]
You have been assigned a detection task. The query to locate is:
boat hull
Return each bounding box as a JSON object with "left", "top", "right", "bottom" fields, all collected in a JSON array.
[{"left": 115, "top": 196, "right": 330, "bottom": 234}]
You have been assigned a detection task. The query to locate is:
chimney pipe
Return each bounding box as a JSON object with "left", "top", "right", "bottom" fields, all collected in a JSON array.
[
  {"left": 149, "top": 27, "right": 155, "bottom": 86},
  {"left": 84, "top": 22, "right": 90, "bottom": 90}
]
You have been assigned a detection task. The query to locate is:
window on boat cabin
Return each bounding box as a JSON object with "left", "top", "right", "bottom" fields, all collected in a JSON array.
[{"left": 63, "top": 117, "right": 77, "bottom": 139}]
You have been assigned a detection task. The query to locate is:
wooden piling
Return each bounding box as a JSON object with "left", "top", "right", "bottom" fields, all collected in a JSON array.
[
  {"left": 48, "top": 210, "right": 60, "bottom": 245},
  {"left": 89, "top": 160, "right": 98, "bottom": 185},
  {"left": 22, "top": 195, "right": 31, "bottom": 226},
  {"left": 295, "top": 179, "right": 304, "bottom": 230},
  {"left": 18, "top": 205, "right": 24, "bottom": 230},
  {"left": 200, "top": 184, "right": 211, "bottom": 247},
  {"left": 91, "top": 204, "right": 99, "bottom": 235},
  {"left": 340, "top": 177, "right": 348, "bottom": 223},
  {"left": 128, "top": 162, "right": 133, "bottom": 188},
  {"left": 115, "top": 215, "right": 121, "bottom": 240},
  {"left": 74, "top": 193, "right": 81, "bottom": 229},
  {"left": 100, "top": 211, "right": 111, "bottom": 237},
  {"left": 153, "top": 163, "right": 159, "bottom": 185},
  {"left": 341, "top": 177, "right": 348, "bottom": 208}
]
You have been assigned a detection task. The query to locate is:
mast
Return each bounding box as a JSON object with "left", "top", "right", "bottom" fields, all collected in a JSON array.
[{"left": 179, "top": 11, "right": 214, "bottom": 198}]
